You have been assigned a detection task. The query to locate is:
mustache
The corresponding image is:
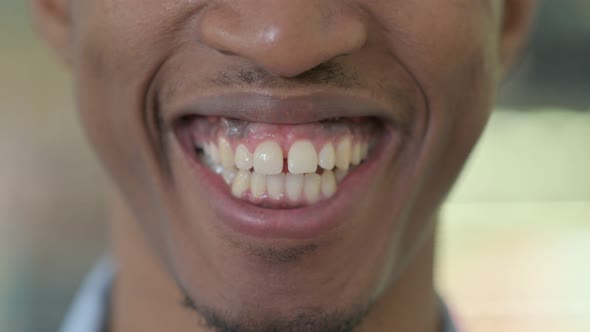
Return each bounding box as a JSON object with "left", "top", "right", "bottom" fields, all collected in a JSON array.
[{"left": 209, "top": 61, "right": 362, "bottom": 90}]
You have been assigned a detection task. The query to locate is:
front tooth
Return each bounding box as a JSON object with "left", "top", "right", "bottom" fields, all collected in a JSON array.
[
  {"left": 267, "top": 174, "right": 285, "bottom": 200},
  {"left": 351, "top": 141, "right": 362, "bottom": 165},
  {"left": 234, "top": 144, "right": 253, "bottom": 170},
  {"left": 250, "top": 172, "right": 266, "bottom": 199},
  {"left": 231, "top": 170, "right": 251, "bottom": 198},
  {"left": 321, "top": 171, "right": 337, "bottom": 198},
  {"left": 304, "top": 173, "right": 321, "bottom": 203},
  {"left": 254, "top": 140, "right": 283, "bottom": 175},
  {"left": 285, "top": 173, "right": 304, "bottom": 201},
  {"left": 209, "top": 142, "right": 221, "bottom": 164},
  {"left": 318, "top": 143, "right": 336, "bottom": 170},
  {"left": 335, "top": 136, "right": 351, "bottom": 170},
  {"left": 218, "top": 137, "right": 234, "bottom": 169},
  {"left": 288, "top": 140, "right": 317, "bottom": 174}
]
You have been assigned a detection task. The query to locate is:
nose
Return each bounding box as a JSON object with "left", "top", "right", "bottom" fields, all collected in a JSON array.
[{"left": 198, "top": 0, "right": 368, "bottom": 77}]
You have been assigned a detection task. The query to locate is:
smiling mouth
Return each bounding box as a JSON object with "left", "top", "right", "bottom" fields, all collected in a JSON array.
[
  {"left": 177, "top": 116, "right": 381, "bottom": 208},
  {"left": 168, "top": 92, "right": 404, "bottom": 237}
]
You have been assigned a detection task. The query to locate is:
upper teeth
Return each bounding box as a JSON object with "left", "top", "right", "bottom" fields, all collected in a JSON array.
[
  {"left": 318, "top": 143, "right": 336, "bottom": 170},
  {"left": 253, "top": 140, "right": 284, "bottom": 175},
  {"left": 218, "top": 136, "right": 234, "bottom": 169},
  {"left": 335, "top": 136, "right": 352, "bottom": 170},
  {"left": 200, "top": 136, "right": 372, "bottom": 204},
  {"left": 288, "top": 141, "right": 318, "bottom": 174},
  {"left": 215, "top": 138, "right": 369, "bottom": 176},
  {"left": 234, "top": 144, "right": 253, "bottom": 170}
]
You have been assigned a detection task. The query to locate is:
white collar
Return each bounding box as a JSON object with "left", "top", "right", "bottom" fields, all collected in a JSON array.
[{"left": 59, "top": 256, "right": 114, "bottom": 332}]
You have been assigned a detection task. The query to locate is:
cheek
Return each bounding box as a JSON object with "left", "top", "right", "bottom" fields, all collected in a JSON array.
[
  {"left": 369, "top": 1, "right": 499, "bottom": 237},
  {"left": 417, "top": 32, "right": 498, "bottom": 189},
  {"left": 71, "top": 5, "right": 176, "bottom": 224},
  {"left": 71, "top": 0, "right": 186, "bottom": 162},
  {"left": 418, "top": 46, "right": 497, "bottom": 223},
  {"left": 73, "top": 45, "right": 149, "bottom": 201}
]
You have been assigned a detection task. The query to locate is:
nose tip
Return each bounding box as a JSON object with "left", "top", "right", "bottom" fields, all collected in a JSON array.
[{"left": 198, "top": 1, "right": 368, "bottom": 77}]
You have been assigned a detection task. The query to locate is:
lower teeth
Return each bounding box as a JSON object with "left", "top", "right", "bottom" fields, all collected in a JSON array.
[{"left": 202, "top": 153, "right": 354, "bottom": 205}]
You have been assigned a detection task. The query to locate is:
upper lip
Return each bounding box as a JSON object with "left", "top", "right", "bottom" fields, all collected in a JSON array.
[{"left": 163, "top": 91, "right": 412, "bottom": 127}]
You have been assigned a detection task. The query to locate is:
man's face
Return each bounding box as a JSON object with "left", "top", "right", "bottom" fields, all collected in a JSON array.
[{"left": 36, "top": 0, "right": 533, "bottom": 331}]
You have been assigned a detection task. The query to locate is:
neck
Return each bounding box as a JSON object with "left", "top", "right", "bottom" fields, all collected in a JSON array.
[{"left": 108, "top": 190, "right": 441, "bottom": 332}]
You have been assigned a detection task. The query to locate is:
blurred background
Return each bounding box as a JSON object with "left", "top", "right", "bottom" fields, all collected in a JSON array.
[{"left": 1, "top": 1, "right": 589, "bottom": 331}]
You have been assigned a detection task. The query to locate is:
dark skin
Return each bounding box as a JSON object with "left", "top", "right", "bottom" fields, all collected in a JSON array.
[{"left": 32, "top": 1, "right": 536, "bottom": 331}]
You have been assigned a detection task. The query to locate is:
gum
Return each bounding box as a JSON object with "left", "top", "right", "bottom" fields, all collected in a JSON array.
[{"left": 189, "top": 116, "right": 378, "bottom": 153}]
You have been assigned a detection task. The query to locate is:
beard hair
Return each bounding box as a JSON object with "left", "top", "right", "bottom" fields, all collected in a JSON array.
[{"left": 182, "top": 295, "right": 370, "bottom": 332}]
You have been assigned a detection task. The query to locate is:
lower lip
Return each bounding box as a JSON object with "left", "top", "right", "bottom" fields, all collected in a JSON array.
[{"left": 174, "top": 124, "right": 398, "bottom": 240}]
